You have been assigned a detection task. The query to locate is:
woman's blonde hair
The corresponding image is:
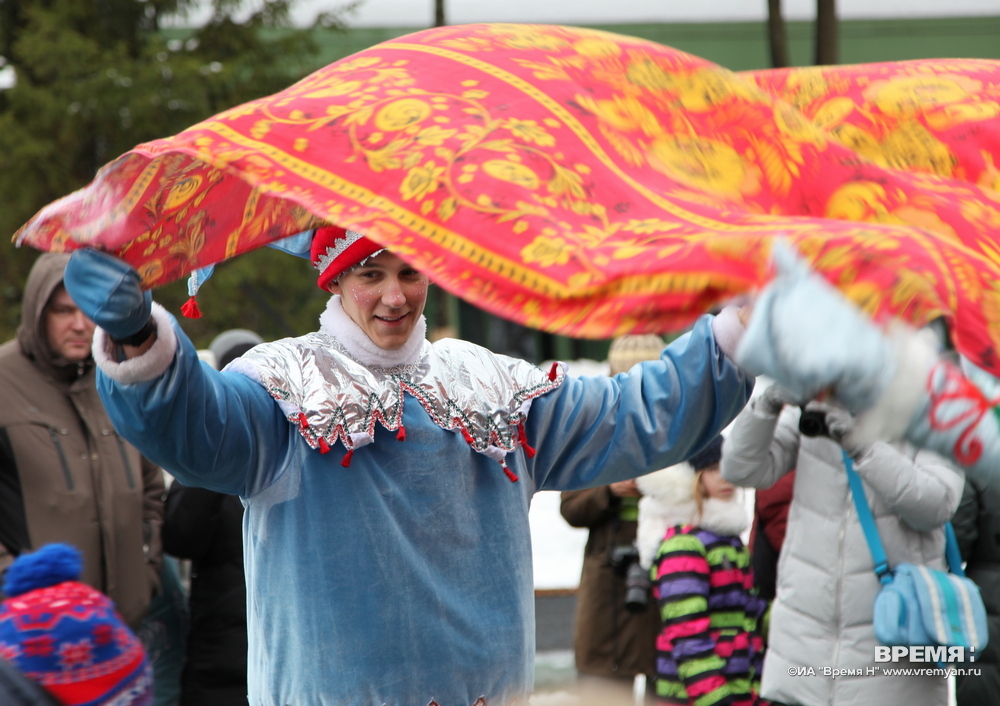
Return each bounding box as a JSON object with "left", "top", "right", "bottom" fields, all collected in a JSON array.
[
  {"left": 692, "top": 469, "right": 707, "bottom": 521},
  {"left": 689, "top": 435, "right": 725, "bottom": 521}
]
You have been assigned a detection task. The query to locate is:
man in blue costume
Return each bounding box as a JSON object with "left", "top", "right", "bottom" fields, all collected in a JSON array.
[{"left": 63, "top": 226, "right": 754, "bottom": 706}]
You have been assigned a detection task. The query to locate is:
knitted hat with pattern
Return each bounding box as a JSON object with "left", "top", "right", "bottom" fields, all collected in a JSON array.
[
  {"left": 607, "top": 334, "right": 664, "bottom": 376},
  {"left": 0, "top": 544, "right": 153, "bottom": 706},
  {"left": 310, "top": 226, "right": 384, "bottom": 291}
]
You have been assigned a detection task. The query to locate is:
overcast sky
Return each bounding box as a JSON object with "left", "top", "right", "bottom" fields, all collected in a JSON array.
[
  {"left": 291, "top": 0, "right": 1000, "bottom": 28},
  {"left": 169, "top": 0, "right": 1000, "bottom": 28}
]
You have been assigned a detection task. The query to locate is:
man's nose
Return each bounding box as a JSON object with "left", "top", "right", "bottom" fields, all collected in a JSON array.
[
  {"left": 381, "top": 279, "right": 406, "bottom": 307},
  {"left": 70, "top": 310, "right": 91, "bottom": 330}
]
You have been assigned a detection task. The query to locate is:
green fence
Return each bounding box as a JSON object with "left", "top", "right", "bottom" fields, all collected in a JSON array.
[{"left": 303, "top": 15, "right": 1000, "bottom": 73}]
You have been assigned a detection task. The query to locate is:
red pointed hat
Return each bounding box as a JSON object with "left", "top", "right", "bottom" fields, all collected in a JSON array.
[{"left": 310, "top": 226, "right": 383, "bottom": 291}]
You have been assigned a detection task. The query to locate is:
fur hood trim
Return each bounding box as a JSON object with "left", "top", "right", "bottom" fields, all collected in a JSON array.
[
  {"left": 636, "top": 462, "right": 748, "bottom": 568},
  {"left": 636, "top": 463, "right": 696, "bottom": 568},
  {"left": 636, "top": 462, "right": 695, "bottom": 504}
]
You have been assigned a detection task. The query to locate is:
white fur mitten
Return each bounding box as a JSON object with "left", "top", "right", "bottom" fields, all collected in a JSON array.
[{"left": 736, "top": 242, "right": 1000, "bottom": 484}]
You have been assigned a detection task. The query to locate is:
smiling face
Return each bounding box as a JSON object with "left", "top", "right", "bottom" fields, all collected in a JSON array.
[
  {"left": 45, "top": 286, "right": 96, "bottom": 363},
  {"left": 329, "top": 251, "right": 429, "bottom": 351}
]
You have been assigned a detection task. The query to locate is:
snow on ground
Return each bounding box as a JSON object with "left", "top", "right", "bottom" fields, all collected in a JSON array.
[{"left": 530, "top": 490, "right": 589, "bottom": 590}]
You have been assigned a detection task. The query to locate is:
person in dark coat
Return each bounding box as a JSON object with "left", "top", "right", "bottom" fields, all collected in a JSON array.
[
  {"left": 748, "top": 470, "right": 795, "bottom": 602},
  {"left": 0, "top": 253, "right": 164, "bottom": 628},
  {"left": 952, "top": 477, "right": 1000, "bottom": 705},
  {"left": 161, "top": 329, "right": 262, "bottom": 706},
  {"left": 559, "top": 334, "right": 665, "bottom": 703}
]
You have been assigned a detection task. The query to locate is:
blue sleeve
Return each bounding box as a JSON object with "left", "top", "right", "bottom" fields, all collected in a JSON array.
[
  {"left": 525, "top": 315, "right": 754, "bottom": 491},
  {"left": 95, "top": 321, "right": 293, "bottom": 498}
]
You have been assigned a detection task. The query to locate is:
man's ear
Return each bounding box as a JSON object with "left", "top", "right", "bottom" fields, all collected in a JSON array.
[{"left": 328, "top": 280, "right": 341, "bottom": 295}]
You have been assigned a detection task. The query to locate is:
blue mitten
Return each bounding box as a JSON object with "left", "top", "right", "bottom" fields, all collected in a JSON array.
[{"left": 63, "top": 249, "right": 153, "bottom": 343}]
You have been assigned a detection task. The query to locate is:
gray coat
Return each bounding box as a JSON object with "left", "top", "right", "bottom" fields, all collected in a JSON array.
[{"left": 722, "top": 403, "right": 964, "bottom": 706}]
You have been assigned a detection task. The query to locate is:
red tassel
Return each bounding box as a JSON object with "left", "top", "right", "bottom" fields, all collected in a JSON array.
[
  {"left": 548, "top": 362, "right": 559, "bottom": 381},
  {"left": 341, "top": 449, "right": 354, "bottom": 467},
  {"left": 181, "top": 296, "right": 203, "bottom": 319},
  {"left": 318, "top": 437, "right": 330, "bottom": 454},
  {"left": 297, "top": 413, "right": 309, "bottom": 431},
  {"left": 517, "top": 422, "right": 536, "bottom": 458},
  {"left": 460, "top": 427, "right": 475, "bottom": 445},
  {"left": 502, "top": 464, "right": 519, "bottom": 483},
  {"left": 396, "top": 425, "right": 406, "bottom": 441}
]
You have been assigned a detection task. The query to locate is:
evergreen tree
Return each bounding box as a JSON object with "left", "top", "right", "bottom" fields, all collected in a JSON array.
[{"left": 0, "top": 0, "right": 352, "bottom": 344}]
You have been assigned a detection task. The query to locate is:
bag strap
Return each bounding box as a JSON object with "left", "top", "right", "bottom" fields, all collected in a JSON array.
[
  {"left": 944, "top": 522, "right": 966, "bottom": 578},
  {"left": 842, "top": 449, "right": 966, "bottom": 581},
  {"left": 842, "top": 450, "right": 892, "bottom": 584}
]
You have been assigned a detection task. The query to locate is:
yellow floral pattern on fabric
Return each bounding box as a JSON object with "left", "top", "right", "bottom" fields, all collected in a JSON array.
[{"left": 13, "top": 24, "right": 1000, "bottom": 375}]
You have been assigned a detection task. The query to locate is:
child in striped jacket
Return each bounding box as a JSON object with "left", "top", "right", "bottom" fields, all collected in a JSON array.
[{"left": 636, "top": 436, "right": 769, "bottom": 706}]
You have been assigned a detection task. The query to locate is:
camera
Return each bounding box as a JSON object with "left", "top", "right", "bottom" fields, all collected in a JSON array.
[
  {"left": 609, "top": 544, "right": 639, "bottom": 572},
  {"left": 624, "top": 561, "right": 651, "bottom": 613},
  {"left": 610, "top": 544, "right": 651, "bottom": 613},
  {"left": 798, "top": 407, "right": 828, "bottom": 437}
]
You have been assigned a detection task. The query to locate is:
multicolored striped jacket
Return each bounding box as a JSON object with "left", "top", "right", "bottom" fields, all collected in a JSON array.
[{"left": 651, "top": 524, "right": 769, "bottom": 706}]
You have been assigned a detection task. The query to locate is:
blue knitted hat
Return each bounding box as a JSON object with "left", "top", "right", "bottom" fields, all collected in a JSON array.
[
  {"left": 689, "top": 435, "right": 724, "bottom": 471},
  {"left": 0, "top": 544, "right": 152, "bottom": 706}
]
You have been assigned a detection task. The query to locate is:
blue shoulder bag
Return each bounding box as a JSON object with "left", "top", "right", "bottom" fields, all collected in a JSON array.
[{"left": 843, "top": 450, "right": 988, "bottom": 651}]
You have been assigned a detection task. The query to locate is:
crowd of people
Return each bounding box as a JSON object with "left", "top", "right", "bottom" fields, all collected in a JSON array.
[
  {"left": 564, "top": 337, "right": 996, "bottom": 705},
  {"left": 0, "top": 227, "right": 995, "bottom": 706}
]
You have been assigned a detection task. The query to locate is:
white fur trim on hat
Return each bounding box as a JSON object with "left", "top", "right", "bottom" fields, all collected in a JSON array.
[{"left": 92, "top": 303, "right": 178, "bottom": 384}]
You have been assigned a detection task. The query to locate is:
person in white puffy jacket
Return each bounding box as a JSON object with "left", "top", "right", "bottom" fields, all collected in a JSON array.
[{"left": 721, "top": 385, "right": 965, "bottom": 706}]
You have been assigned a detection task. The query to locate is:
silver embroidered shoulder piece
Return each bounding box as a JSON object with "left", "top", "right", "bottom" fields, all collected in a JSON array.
[{"left": 235, "top": 333, "right": 565, "bottom": 480}]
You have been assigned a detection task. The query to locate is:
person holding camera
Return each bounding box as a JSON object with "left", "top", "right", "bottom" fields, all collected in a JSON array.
[
  {"left": 561, "top": 479, "right": 661, "bottom": 702},
  {"left": 634, "top": 435, "right": 768, "bottom": 706},
  {"left": 560, "top": 334, "right": 670, "bottom": 703},
  {"left": 719, "top": 385, "right": 964, "bottom": 706}
]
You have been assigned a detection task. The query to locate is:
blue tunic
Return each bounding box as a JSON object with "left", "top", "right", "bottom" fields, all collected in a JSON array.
[{"left": 96, "top": 314, "right": 752, "bottom": 706}]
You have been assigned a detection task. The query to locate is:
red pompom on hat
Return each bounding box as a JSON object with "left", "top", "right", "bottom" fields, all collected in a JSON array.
[{"left": 310, "top": 226, "right": 383, "bottom": 291}]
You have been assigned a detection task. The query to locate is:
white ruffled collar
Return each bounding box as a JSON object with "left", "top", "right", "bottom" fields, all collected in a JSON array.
[{"left": 319, "top": 295, "right": 427, "bottom": 369}]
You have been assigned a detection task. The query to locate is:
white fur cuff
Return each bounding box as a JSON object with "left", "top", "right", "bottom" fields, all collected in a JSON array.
[
  {"left": 711, "top": 305, "right": 745, "bottom": 361},
  {"left": 92, "top": 303, "right": 178, "bottom": 384}
]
